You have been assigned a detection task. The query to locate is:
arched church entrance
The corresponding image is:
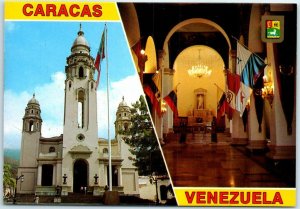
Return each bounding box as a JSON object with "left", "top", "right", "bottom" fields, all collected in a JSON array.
[{"left": 73, "top": 159, "right": 88, "bottom": 193}]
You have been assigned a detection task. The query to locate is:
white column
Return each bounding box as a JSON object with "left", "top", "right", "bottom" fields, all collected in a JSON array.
[
  {"left": 56, "top": 163, "right": 62, "bottom": 185},
  {"left": 231, "top": 111, "right": 248, "bottom": 145},
  {"left": 52, "top": 164, "right": 56, "bottom": 186},
  {"left": 246, "top": 94, "right": 267, "bottom": 151},
  {"left": 265, "top": 43, "right": 296, "bottom": 160},
  {"left": 118, "top": 167, "right": 123, "bottom": 186},
  {"left": 37, "top": 165, "right": 42, "bottom": 186}
]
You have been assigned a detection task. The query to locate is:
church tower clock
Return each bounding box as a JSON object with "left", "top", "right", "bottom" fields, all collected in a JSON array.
[{"left": 62, "top": 25, "right": 99, "bottom": 193}]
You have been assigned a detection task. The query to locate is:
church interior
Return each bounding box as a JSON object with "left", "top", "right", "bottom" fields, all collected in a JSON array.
[{"left": 118, "top": 3, "right": 296, "bottom": 188}]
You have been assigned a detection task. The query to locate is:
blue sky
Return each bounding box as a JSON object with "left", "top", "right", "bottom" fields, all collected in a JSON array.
[{"left": 3, "top": 21, "right": 143, "bottom": 149}]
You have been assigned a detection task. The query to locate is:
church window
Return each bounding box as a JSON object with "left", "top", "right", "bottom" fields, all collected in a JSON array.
[
  {"left": 69, "top": 81, "right": 72, "bottom": 90},
  {"left": 29, "top": 120, "right": 34, "bottom": 132},
  {"left": 31, "top": 110, "right": 33, "bottom": 114},
  {"left": 124, "top": 113, "right": 127, "bottom": 117},
  {"left": 91, "top": 82, "right": 94, "bottom": 90},
  {"left": 79, "top": 67, "right": 84, "bottom": 78},
  {"left": 49, "top": 147, "right": 55, "bottom": 153},
  {"left": 77, "top": 134, "right": 85, "bottom": 141},
  {"left": 77, "top": 90, "right": 85, "bottom": 128},
  {"left": 124, "top": 123, "right": 129, "bottom": 131},
  {"left": 103, "top": 148, "right": 108, "bottom": 154},
  {"left": 118, "top": 113, "right": 121, "bottom": 118}
]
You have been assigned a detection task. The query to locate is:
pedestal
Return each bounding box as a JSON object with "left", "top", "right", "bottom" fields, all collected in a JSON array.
[{"left": 103, "top": 191, "right": 120, "bottom": 205}]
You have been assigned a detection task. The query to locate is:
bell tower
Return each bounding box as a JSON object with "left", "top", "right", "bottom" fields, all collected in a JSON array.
[
  {"left": 62, "top": 25, "right": 99, "bottom": 192},
  {"left": 20, "top": 94, "right": 42, "bottom": 167},
  {"left": 115, "top": 96, "right": 131, "bottom": 136}
]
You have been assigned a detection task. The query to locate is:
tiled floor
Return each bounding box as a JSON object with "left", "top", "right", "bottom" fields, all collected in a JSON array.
[{"left": 162, "top": 132, "right": 289, "bottom": 187}]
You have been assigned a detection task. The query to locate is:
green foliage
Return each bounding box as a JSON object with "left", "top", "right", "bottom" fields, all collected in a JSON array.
[
  {"left": 3, "top": 164, "right": 16, "bottom": 189},
  {"left": 123, "top": 95, "right": 167, "bottom": 176}
]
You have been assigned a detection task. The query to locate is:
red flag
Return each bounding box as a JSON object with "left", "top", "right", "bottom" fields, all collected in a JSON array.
[
  {"left": 95, "top": 29, "right": 105, "bottom": 88},
  {"left": 163, "top": 89, "right": 178, "bottom": 117},
  {"left": 144, "top": 84, "right": 161, "bottom": 117},
  {"left": 226, "top": 70, "right": 240, "bottom": 110}
]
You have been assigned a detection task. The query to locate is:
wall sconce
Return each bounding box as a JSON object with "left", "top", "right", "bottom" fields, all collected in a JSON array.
[
  {"left": 262, "top": 75, "right": 274, "bottom": 107},
  {"left": 139, "top": 49, "right": 148, "bottom": 84},
  {"left": 161, "top": 100, "right": 167, "bottom": 114}
]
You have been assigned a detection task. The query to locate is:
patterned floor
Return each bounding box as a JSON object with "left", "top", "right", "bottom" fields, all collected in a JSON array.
[{"left": 162, "top": 132, "right": 289, "bottom": 187}]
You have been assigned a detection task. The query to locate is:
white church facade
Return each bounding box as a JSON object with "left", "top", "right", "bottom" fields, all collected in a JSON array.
[{"left": 17, "top": 26, "right": 139, "bottom": 196}]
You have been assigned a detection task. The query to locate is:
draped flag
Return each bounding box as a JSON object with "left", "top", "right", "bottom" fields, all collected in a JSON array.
[
  {"left": 226, "top": 70, "right": 240, "bottom": 110},
  {"left": 236, "top": 42, "right": 266, "bottom": 116},
  {"left": 217, "top": 92, "right": 226, "bottom": 120},
  {"left": 143, "top": 77, "right": 161, "bottom": 117},
  {"left": 152, "top": 71, "right": 161, "bottom": 99},
  {"left": 164, "top": 88, "right": 178, "bottom": 117},
  {"left": 95, "top": 28, "right": 106, "bottom": 88}
]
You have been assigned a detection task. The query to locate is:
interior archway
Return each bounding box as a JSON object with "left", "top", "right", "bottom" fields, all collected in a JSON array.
[{"left": 173, "top": 45, "right": 225, "bottom": 117}]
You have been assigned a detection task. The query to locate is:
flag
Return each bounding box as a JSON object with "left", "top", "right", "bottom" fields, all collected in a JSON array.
[
  {"left": 164, "top": 89, "right": 178, "bottom": 117},
  {"left": 95, "top": 28, "right": 106, "bottom": 88},
  {"left": 236, "top": 42, "right": 266, "bottom": 88},
  {"left": 217, "top": 92, "right": 226, "bottom": 117},
  {"left": 152, "top": 71, "right": 161, "bottom": 99},
  {"left": 226, "top": 70, "right": 240, "bottom": 110},
  {"left": 143, "top": 79, "right": 161, "bottom": 117},
  {"left": 235, "top": 42, "right": 266, "bottom": 116}
]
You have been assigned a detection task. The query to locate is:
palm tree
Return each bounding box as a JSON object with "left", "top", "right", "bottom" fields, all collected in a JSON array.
[{"left": 3, "top": 164, "right": 15, "bottom": 198}]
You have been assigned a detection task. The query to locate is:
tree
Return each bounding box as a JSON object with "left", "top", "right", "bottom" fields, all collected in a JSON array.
[
  {"left": 122, "top": 95, "right": 167, "bottom": 176},
  {"left": 3, "top": 164, "right": 15, "bottom": 197}
]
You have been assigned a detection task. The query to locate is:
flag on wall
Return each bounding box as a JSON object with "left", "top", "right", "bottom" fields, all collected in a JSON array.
[
  {"left": 164, "top": 88, "right": 178, "bottom": 117},
  {"left": 143, "top": 79, "right": 161, "bottom": 117},
  {"left": 152, "top": 71, "right": 161, "bottom": 99},
  {"left": 235, "top": 42, "right": 266, "bottom": 116},
  {"left": 226, "top": 70, "right": 240, "bottom": 110},
  {"left": 94, "top": 27, "right": 106, "bottom": 88}
]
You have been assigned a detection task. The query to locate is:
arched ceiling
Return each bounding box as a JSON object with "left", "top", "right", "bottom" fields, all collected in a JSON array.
[{"left": 118, "top": 3, "right": 252, "bottom": 69}]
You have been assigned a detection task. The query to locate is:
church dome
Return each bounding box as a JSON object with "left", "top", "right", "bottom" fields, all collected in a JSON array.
[
  {"left": 71, "top": 24, "right": 90, "bottom": 55},
  {"left": 118, "top": 96, "right": 128, "bottom": 107},
  {"left": 27, "top": 94, "right": 39, "bottom": 105},
  {"left": 72, "top": 30, "right": 90, "bottom": 48}
]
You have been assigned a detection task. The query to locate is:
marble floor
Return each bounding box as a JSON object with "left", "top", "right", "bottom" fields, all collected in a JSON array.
[{"left": 162, "top": 132, "right": 293, "bottom": 188}]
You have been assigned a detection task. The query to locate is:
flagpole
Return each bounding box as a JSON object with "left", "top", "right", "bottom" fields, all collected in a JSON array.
[
  {"left": 105, "top": 24, "right": 112, "bottom": 192},
  {"left": 231, "top": 35, "right": 265, "bottom": 63}
]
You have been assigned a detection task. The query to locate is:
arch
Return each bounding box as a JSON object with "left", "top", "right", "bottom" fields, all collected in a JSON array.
[
  {"left": 78, "top": 66, "right": 84, "bottom": 78},
  {"left": 77, "top": 89, "right": 85, "bottom": 128},
  {"left": 173, "top": 45, "right": 225, "bottom": 117},
  {"left": 73, "top": 159, "right": 88, "bottom": 193},
  {"left": 49, "top": 146, "right": 55, "bottom": 153},
  {"left": 29, "top": 120, "right": 34, "bottom": 132},
  {"left": 144, "top": 36, "right": 157, "bottom": 74},
  {"left": 163, "top": 18, "right": 231, "bottom": 51}
]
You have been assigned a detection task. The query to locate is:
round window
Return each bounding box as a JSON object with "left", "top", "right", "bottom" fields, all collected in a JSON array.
[{"left": 77, "top": 134, "right": 85, "bottom": 141}]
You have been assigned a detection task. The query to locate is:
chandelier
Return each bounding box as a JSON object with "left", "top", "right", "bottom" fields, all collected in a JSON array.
[{"left": 188, "top": 49, "right": 212, "bottom": 78}]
